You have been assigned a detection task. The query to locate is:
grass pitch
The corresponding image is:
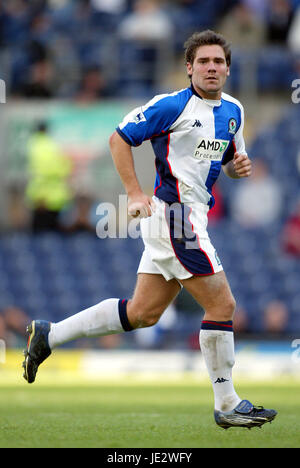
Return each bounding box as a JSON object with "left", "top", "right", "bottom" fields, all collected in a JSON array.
[{"left": 0, "top": 375, "right": 299, "bottom": 448}]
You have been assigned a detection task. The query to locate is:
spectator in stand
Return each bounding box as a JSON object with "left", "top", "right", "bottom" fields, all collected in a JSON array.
[
  {"left": 265, "top": 0, "right": 294, "bottom": 44},
  {"left": 6, "top": 185, "right": 30, "bottom": 231},
  {"left": 29, "top": 9, "right": 55, "bottom": 46},
  {"left": 263, "top": 300, "right": 289, "bottom": 335},
  {"left": 171, "top": 0, "right": 238, "bottom": 30},
  {"left": 1, "top": 0, "right": 31, "bottom": 46},
  {"left": 0, "top": 314, "right": 6, "bottom": 341},
  {"left": 242, "top": 0, "right": 268, "bottom": 20},
  {"left": 1, "top": 306, "right": 30, "bottom": 348},
  {"left": 118, "top": 0, "right": 174, "bottom": 92},
  {"left": 288, "top": 5, "right": 300, "bottom": 53},
  {"left": 19, "top": 59, "right": 54, "bottom": 98},
  {"left": 75, "top": 66, "right": 110, "bottom": 103},
  {"left": 233, "top": 306, "right": 250, "bottom": 335},
  {"left": 287, "top": 5, "right": 300, "bottom": 78},
  {"left": 230, "top": 159, "right": 283, "bottom": 228},
  {"left": 118, "top": 0, "right": 174, "bottom": 41},
  {"left": 281, "top": 199, "right": 300, "bottom": 256},
  {"left": 60, "top": 194, "right": 96, "bottom": 233},
  {"left": 26, "top": 121, "right": 73, "bottom": 232},
  {"left": 90, "top": 0, "right": 126, "bottom": 16},
  {"left": 217, "top": 2, "right": 266, "bottom": 48}
]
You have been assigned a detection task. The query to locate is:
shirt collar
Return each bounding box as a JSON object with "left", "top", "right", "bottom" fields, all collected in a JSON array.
[{"left": 190, "top": 84, "right": 222, "bottom": 107}]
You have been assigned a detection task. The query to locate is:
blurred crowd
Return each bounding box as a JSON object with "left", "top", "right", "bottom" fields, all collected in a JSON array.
[
  {"left": 0, "top": 0, "right": 300, "bottom": 100},
  {"left": 1, "top": 0, "right": 300, "bottom": 349}
]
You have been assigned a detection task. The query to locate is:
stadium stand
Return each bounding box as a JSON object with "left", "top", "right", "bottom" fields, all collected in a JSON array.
[
  {"left": 0, "top": 0, "right": 299, "bottom": 98},
  {"left": 0, "top": 0, "right": 300, "bottom": 347}
]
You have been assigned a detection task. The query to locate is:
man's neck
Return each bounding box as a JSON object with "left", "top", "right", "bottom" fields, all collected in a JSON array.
[{"left": 191, "top": 82, "right": 222, "bottom": 101}]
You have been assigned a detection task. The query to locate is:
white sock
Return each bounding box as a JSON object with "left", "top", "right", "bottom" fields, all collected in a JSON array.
[
  {"left": 200, "top": 323, "right": 241, "bottom": 412},
  {"left": 48, "top": 298, "right": 130, "bottom": 349}
]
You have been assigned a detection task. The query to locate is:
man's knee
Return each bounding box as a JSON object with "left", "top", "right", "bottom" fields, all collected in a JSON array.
[
  {"left": 139, "top": 314, "right": 160, "bottom": 328},
  {"left": 219, "top": 294, "right": 236, "bottom": 321},
  {"left": 224, "top": 295, "right": 236, "bottom": 319},
  {"left": 127, "top": 300, "right": 162, "bottom": 328},
  {"left": 205, "top": 294, "right": 236, "bottom": 321},
  {"left": 133, "top": 311, "right": 161, "bottom": 329}
]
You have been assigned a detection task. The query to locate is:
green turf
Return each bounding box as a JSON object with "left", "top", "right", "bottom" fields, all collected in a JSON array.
[{"left": 0, "top": 379, "right": 299, "bottom": 448}]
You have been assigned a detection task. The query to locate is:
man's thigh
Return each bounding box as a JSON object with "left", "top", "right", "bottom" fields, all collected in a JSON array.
[
  {"left": 180, "top": 271, "right": 236, "bottom": 321},
  {"left": 127, "top": 273, "right": 181, "bottom": 328}
]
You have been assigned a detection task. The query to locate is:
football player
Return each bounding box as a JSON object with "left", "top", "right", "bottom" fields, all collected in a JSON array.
[{"left": 23, "top": 30, "right": 276, "bottom": 429}]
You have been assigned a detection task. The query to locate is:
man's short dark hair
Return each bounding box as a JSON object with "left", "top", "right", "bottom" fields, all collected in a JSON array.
[{"left": 184, "top": 30, "right": 231, "bottom": 68}]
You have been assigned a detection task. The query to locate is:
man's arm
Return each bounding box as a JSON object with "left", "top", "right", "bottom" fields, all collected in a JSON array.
[
  {"left": 222, "top": 152, "right": 252, "bottom": 179},
  {"left": 109, "top": 131, "right": 154, "bottom": 218}
]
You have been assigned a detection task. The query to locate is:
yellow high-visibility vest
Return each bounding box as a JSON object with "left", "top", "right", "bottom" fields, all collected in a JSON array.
[{"left": 26, "top": 132, "right": 72, "bottom": 211}]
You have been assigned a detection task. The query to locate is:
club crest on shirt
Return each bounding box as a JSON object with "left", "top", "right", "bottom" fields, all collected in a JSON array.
[{"left": 228, "top": 118, "right": 237, "bottom": 134}]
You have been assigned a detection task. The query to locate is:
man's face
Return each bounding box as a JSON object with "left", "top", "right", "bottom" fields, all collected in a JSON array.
[{"left": 186, "top": 44, "right": 230, "bottom": 99}]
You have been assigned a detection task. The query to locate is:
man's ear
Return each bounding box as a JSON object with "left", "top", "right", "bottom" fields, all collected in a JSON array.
[
  {"left": 186, "top": 62, "right": 193, "bottom": 77},
  {"left": 226, "top": 66, "right": 230, "bottom": 77}
]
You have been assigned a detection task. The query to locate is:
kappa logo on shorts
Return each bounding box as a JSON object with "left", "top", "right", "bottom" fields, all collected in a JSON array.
[{"left": 215, "top": 250, "right": 221, "bottom": 266}]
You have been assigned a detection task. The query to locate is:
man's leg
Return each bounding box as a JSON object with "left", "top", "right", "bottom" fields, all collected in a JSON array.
[
  {"left": 181, "top": 270, "right": 277, "bottom": 429},
  {"left": 48, "top": 273, "right": 181, "bottom": 348},
  {"left": 181, "top": 271, "right": 240, "bottom": 413},
  {"left": 23, "top": 273, "right": 180, "bottom": 382}
]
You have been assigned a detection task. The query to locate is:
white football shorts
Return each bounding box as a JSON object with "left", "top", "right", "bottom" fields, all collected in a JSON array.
[{"left": 137, "top": 196, "right": 223, "bottom": 281}]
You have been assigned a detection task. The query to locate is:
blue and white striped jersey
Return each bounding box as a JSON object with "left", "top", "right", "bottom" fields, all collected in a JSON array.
[{"left": 116, "top": 85, "right": 246, "bottom": 209}]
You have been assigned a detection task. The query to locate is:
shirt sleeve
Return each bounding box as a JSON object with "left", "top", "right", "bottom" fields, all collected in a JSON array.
[
  {"left": 116, "top": 89, "right": 191, "bottom": 147},
  {"left": 221, "top": 102, "right": 247, "bottom": 165},
  {"left": 233, "top": 103, "right": 246, "bottom": 155}
]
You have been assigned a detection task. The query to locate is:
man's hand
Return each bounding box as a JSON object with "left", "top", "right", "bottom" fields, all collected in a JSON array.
[
  {"left": 128, "top": 191, "right": 156, "bottom": 218},
  {"left": 233, "top": 152, "right": 252, "bottom": 178}
]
